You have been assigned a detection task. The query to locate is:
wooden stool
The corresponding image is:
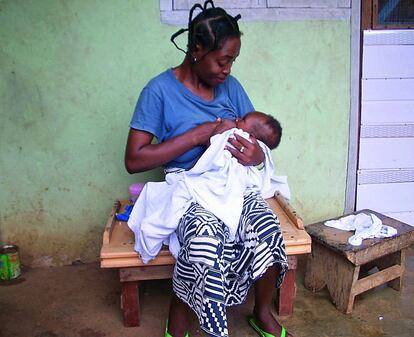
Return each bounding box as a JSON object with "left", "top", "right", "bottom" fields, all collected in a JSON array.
[
  {"left": 304, "top": 209, "right": 414, "bottom": 314},
  {"left": 101, "top": 193, "right": 311, "bottom": 327}
]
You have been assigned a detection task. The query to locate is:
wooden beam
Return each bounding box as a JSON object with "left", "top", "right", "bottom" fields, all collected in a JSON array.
[
  {"left": 274, "top": 192, "right": 304, "bottom": 229},
  {"left": 353, "top": 265, "right": 402, "bottom": 295},
  {"left": 361, "top": 0, "right": 373, "bottom": 30},
  {"left": 120, "top": 265, "right": 175, "bottom": 282},
  {"left": 267, "top": 0, "right": 350, "bottom": 8},
  {"left": 102, "top": 200, "right": 120, "bottom": 244}
]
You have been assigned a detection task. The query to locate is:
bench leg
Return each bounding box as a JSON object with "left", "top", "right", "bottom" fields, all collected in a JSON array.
[
  {"left": 276, "top": 255, "right": 297, "bottom": 316},
  {"left": 118, "top": 265, "right": 175, "bottom": 328},
  {"left": 121, "top": 281, "right": 140, "bottom": 327}
]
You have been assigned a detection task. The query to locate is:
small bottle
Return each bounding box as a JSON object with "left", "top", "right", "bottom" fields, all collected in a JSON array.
[{"left": 128, "top": 182, "right": 145, "bottom": 203}]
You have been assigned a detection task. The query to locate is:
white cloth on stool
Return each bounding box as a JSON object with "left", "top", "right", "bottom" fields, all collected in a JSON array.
[
  {"left": 324, "top": 213, "right": 397, "bottom": 246},
  {"left": 127, "top": 128, "right": 290, "bottom": 263}
]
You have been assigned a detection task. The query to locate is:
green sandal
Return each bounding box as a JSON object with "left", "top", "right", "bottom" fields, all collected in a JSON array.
[
  {"left": 165, "top": 320, "right": 189, "bottom": 337},
  {"left": 248, "top": 316, "right": 287, "bottom": 337}
]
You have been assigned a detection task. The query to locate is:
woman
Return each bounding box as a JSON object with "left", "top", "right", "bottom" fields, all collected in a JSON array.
[{"left": 125, "top": 1, "right": 291, "bottom": 336}]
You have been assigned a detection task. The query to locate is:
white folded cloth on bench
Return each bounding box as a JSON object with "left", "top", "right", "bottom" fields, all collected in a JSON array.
[
  {"left": 324, "top": 213, "right": 397, "bottom": 246},
  {"left": 128, "top": 128, "right": 290, "bottom": 263}
]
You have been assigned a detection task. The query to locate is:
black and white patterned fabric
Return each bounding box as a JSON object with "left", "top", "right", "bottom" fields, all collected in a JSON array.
[{"left": 173, "top": 191, "right": 288, "bottom": 337}]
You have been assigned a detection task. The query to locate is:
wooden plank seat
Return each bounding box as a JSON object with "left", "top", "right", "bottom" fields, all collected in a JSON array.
[{"left": 100, "top": 192, "right": 311, "bottom": 327}]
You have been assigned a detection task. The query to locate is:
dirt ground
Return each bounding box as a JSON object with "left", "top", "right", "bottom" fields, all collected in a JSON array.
[{"left": 1, "top": 248, "right": 413, "bottom": 337}]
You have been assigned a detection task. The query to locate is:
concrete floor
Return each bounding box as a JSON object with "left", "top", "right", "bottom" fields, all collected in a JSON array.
[{"left": 1, "top": 247, "right": 413, "bottom": 337}]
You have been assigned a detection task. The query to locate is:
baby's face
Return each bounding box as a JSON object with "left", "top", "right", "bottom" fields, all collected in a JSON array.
[
  {"left": 237, "top": 112, "right": 277, "bottom": 147},
  {"left": 236, "top": 113, "right": 265, "bottom": 135}
]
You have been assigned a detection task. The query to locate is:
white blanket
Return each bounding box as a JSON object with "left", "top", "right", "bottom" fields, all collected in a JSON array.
[{"left": 128, "top": 128, "right": 290, "bottom": 263}]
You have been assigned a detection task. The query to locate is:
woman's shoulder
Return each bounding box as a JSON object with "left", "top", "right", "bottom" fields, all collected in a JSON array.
[
  {"left": 144, "top": 69, "right": 175, "bottom": 92},
  {"left": 220, "top": 75, "right": 254, "bottom": 114}
]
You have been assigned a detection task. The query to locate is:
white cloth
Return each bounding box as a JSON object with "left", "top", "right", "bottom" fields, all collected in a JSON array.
[
  {"left": 128, "top": 128, "right": 290, "bottom": 263},
  {"left": 324, "top": 213, "right": 397, "bottom": 246}
]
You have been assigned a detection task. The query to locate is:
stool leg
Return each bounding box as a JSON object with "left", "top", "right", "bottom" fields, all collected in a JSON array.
[
  {"left": 276, "top": 255, "right": 297, "bottom": 316},
  {"left": 376, "top": 249, "right": 406, "bottom": 291},
  {"left": 304, "top": 243, "right": 327, "bottom": 292},
  {"left": 306, "top": 243, "right": 359, "bottom": 314},
  {"left": 321, "top": 245, "right": 360, "bottom": 314},
  {"left": 121, "top": 281, "right": 140, "bottom": 327}
]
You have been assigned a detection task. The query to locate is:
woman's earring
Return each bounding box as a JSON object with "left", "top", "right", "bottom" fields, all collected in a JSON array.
[{"left": 193, "top": 56, "right": 197, "bottom": 62}]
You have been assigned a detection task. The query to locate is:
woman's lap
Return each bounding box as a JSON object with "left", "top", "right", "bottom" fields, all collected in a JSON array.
[{"left": 173, "top": 191, "right": 288, "bottom": 337}]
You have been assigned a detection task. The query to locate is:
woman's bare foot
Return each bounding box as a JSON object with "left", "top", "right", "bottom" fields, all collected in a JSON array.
[{"left": 253, "top": 306, "right": 293, "bottom": 337}]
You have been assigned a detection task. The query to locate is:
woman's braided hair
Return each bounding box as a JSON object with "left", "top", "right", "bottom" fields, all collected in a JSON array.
[{"left": 171, "top": 0, "right": 241, "bottom": 60}]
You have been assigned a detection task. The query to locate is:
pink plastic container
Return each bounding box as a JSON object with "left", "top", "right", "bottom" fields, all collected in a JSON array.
[{"left": 128, "top": 182, "right": 146, "bottom": 202}]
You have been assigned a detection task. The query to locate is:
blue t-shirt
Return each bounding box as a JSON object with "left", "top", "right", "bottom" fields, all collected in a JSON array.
[{"left": 130, "top": 68, "right": 254, "bottom": 169}]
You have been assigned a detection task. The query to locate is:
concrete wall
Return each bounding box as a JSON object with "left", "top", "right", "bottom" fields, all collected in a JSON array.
[{"left": 0, "top": 0, "right": 350, "bottom": 266}]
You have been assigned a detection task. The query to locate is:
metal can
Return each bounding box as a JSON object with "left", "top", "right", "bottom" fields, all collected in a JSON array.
[{"left": 0, "top": 245, "right": 21, "bottom": 280}]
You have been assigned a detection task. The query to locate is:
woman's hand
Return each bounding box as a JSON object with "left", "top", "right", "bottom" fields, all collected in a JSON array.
[
  {"left": 192, "top": 119, "right": 223, "bottom": 146},
  {"left": 211, "top": 119, "right": 237, "bottom": 136},
  {"left": 226, "top": 133, "right": 265, "bottom": 166}
]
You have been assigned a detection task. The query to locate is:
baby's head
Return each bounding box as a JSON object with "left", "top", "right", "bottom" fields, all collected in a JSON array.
[{"left": 236, "top": 111, "right": 282, "bottom": 149}]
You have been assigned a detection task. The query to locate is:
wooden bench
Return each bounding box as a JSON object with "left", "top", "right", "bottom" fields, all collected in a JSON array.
[
  {"left": 304, "top": 209, "right": 414, "bottom": 314},
  {"left": 100, "top": 192, "right": 311, "bottom": 327}
]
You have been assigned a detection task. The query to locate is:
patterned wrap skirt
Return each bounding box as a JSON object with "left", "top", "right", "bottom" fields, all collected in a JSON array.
[{"left": 173, "top": 191, "right": 288, "bottom": 337}]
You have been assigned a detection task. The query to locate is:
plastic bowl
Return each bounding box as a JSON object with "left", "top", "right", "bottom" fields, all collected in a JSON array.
[{"left": 128, "top": 182, "right": 146, "bottom": 201}]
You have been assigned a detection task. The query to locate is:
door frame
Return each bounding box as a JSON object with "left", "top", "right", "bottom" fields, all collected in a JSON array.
[{"left": 344, "top": 0, "right": 362, "bottom": 213}]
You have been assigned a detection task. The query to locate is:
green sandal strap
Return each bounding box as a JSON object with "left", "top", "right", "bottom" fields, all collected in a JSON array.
[
  {"left": 165, "top": 320, "right": 172, "bottom": 337},
  {"left": 248, "top": 316, "right": 288, "bottom": 337},
  {"left": 165, "top": 320, "right": 189, "bottom": 337},
  {"left": 166, "top": 332, "right": 189, "bottom": 337}
]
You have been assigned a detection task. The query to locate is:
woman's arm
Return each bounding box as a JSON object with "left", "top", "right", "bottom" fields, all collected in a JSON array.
[{"left": 124, "top": 120, "right": 222, "bottom": 173}]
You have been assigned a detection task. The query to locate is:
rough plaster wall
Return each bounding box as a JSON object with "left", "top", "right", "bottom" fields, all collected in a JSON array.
[
  {"left": 238, "top": 21, "right": 350, "bottom": 223},
  {"left": 0, "top": 0, "right": 350, "bottom": 266}
]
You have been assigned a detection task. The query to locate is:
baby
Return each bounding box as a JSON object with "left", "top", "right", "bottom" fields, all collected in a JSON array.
[{"left": 214, "top": 111, "right": 282, "bottom": 150}]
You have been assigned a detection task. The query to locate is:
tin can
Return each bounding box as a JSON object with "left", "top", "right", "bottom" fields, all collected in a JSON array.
[{"left": 0, "top": 245, "right": 21, "bottom": 280}]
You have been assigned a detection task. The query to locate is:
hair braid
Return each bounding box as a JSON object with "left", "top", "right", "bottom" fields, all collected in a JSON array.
[{"left": 170, "top": 0, "right": 241, "bottom": 57}]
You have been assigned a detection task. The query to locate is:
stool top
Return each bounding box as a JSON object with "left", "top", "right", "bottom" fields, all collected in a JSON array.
[{"left": 306, "top": 209, "right": 414, "bottom": 265}]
